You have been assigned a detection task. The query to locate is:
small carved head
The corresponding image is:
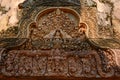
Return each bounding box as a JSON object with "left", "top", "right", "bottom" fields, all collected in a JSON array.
[{"left": 78, "top": 23, "right": 86, "bottom": 35}]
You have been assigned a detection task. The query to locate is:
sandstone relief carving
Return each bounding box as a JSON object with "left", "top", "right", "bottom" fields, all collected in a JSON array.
[
  {"left": 0, "top": 0, "right": 120, "bottom": 79},
  {"left": 0, "top": 49, "right": 116, "bottom": 77}
]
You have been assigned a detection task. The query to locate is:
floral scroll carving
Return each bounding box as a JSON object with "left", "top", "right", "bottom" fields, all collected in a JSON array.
[{"left": 0, "top": 49, "right": 117, "bottom": 77}]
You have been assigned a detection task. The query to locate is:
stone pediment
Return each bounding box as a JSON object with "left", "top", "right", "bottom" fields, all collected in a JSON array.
[{"left": 0, "top": 0, "right": 120, "bottom": 79}]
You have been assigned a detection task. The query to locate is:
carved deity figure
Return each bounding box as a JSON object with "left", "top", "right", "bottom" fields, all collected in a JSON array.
[{"left": 53, "top": 29, "right": 63, "bottom": 49}]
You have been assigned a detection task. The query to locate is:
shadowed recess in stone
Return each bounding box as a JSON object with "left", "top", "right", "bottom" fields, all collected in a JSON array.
[
  {"left": 19, "top": 0, "right": 81, "bottom": 8},
  {"left": 89, "top": 38, "right": 120, "bottom": 49}
]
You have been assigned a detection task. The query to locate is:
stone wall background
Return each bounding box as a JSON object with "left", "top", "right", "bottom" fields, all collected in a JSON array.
[
  {"left": 92, "top": 0, "right": 120, "bottom": 38},
  {"left": 0, "top": 0, "right": 25, "bottom": 31}
]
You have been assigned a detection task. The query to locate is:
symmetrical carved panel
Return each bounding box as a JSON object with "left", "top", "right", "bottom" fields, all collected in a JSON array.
[
  {"left": 31, "top": 9, "right": 78, "bottom": 39},
  {"left": 0, "top": 0, "right": 119, "bottom": 78},
  {"left": 0, "top": 49, "right": 118, "bottom": 77}
]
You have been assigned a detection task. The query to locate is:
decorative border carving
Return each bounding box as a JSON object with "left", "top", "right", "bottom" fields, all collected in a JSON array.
[{"left": 0, "top": 49, "right": 118, "bottom": 77}]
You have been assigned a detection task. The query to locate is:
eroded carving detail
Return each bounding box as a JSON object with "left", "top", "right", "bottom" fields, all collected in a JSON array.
[
  {"left": 0, "top": 5, "right": 119, "bottom": 78},
  {"left": 96, "top": 49, "right": 115, "bottom": 77},
  {"left": 0, "top": 49, "right": 99, "bottom": 77},
  {"left": 0, "top": 48, "right": 117, "bottom": 77}
]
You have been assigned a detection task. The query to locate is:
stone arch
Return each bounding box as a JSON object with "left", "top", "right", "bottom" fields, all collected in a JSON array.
[
  {"left": 18, "top": 7, "right": 82, "bottom": 38},
  {"left": 25, "top": 7, "right": 84, "bottom": 39},
  {"left": 35, "top": 7, "right": 80, "bottom": 25}
]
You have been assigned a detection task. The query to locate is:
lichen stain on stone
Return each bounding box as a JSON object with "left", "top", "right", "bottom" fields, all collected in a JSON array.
[{"left": 0, "top": 0, "right": 25, "bottom": 31}]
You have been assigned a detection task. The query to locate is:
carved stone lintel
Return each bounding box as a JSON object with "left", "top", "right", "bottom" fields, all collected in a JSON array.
[{"left": 0, "top": 49, "right": 117, "bottom": 77}]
